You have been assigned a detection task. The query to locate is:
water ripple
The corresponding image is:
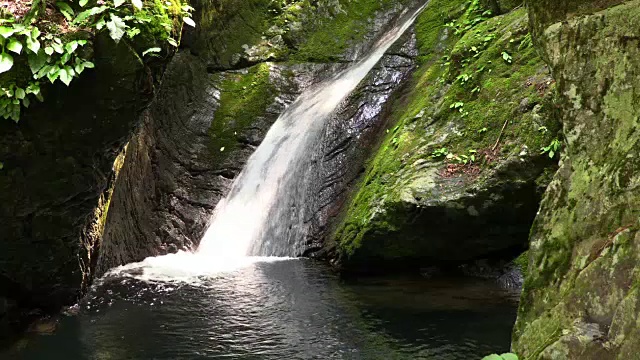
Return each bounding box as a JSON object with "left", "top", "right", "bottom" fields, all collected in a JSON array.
[{"left": 3, "top": 260, "right": 518, "bottom": 360}]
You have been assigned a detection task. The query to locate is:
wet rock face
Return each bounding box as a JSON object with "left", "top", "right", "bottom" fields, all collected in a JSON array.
[
  {"left": 255, "top": 29, "right": 419, "bottom": 258},
  {"left": 96, "top": 55, "right": 323, "bottom": 273},
  {"left": 0, "top": 35, "right": 150, "bottom": 313},
  {"left": 304, "top": 34, "right": 419, "bottom": 255},
  {"left": 513, "top": 1, "right": 640, "bottom": 358}
]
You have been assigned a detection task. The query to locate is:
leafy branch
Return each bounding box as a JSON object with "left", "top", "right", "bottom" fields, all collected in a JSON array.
[
  {"left": 0, "top": 0, "right": 195, "bottom": 122},
  {"left": 541, "top": 138, "right": 561, "bottom": 158}
]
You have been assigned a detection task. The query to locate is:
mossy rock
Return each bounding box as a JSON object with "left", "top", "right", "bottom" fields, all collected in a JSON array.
[
  {"left": 188, "top": 0, "right": 418, "bottom": 68},
  {"left": 330, "top": 1, "right": 560, "bottom": 271},
  {"left": 480, "top": 0, "right": 523, "bottom": 15},
  {"left": 513, "top": 1, "right": 640, "bottom": 358}
]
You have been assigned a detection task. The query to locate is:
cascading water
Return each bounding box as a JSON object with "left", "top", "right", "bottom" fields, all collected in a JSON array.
[
  {"left": 108, "top": 3, "right": 426, "bottom": 281},
  {"left": 198, "top": 4, "right": 427, "bottom": 259}
]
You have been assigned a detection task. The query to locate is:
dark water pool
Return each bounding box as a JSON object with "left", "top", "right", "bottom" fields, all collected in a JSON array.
[{"left": 2, "top": 259, "right": 518, "bottom": 359}]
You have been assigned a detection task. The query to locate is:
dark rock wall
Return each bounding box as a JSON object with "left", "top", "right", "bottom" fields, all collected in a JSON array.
[
  {"left": 96, "top": 55, "right": 317, "bottom": 273},
  {"left": 0, "top": 35, "right": 153, "bottom": 333}
]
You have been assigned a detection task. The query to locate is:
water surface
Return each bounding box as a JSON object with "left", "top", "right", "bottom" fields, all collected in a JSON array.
[{"left": 4, "top": 259, "right": 518, "bottom": 359}]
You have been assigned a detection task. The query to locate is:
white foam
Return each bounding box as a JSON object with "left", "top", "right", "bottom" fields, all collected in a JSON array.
[{"left": 106, "top": 252, "right": 294, "bottom": 284}]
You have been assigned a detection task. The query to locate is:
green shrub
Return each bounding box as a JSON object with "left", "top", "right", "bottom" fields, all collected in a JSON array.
[{"left": 0, "top": 0, "right": 194, "bottom": 122}]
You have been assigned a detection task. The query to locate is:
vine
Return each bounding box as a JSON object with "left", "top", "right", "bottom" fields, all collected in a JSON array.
[{"left": 0, "top": 0, "right": 194, "bottom": 122}]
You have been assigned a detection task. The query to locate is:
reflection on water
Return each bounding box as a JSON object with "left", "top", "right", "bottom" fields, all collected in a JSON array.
[{"left": 3, "top": 260, "right": 519, "bottom": 360}]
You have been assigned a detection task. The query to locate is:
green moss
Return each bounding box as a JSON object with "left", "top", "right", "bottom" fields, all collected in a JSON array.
[
  {"left": 514, "top": 250, "right": 529, "bottom": 277},
  {"left": 194, "top": 0, "right": 419, "bottom": 67},
  {"left": 208, "top": 63, "right": 276, "bottom": 159},
  {"left": 512, "top": 2, "right": 640, "bottom": 357},
  {"left": 292, "top": 0, "right": 398, "bottom": 62}
]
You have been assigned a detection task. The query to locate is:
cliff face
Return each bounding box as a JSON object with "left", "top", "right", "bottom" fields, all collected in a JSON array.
[
  {"left": 513, "top": 1, "right": 640, "bottom": 358},
  {"left": 329, "top": 0, "right": 559, "bottom": 271},
  {"left": 0, "top": 34, "right": 153, "bottom": 334}
]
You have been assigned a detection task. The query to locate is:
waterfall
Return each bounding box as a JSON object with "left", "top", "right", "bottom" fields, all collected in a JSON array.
[
  {"left": 198, "top": 4, "right": 426, "bottom": 258},
  {"left": 106, "top": 3, "right": 426, "bottom": 282}
]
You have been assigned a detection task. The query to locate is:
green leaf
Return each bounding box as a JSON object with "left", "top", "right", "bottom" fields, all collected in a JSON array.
[
  {"left": 60, "top": 52, "right": 71, "bottom": 64},
  {"left": 47, "top": 68, "right": 61, "bottom": 83},
  {"left": 183, "top": 17, "right": 196, "bottom": 27},
  {"left": 15, "top": 88, "right": 25, "bottom": 100},
  {"left": 59, "top": 67, "right": 74, "bottom": 86},
  {"left": 57, "top": 2, "right": 75, "bottom": 21},
  {"left": 83, "top": 61, "right": 95, "bottom": 69},
  {"left": 75, "top": 9, "right": 92, "bottom": 23},
  {"left": 96, "top": 18, "right": 106, "bottom": 30},
  {"left": 7, "top": 39, "right": 22, "bottom": 54},
  {"left": 0, "top": 161, "right": 3, "bottom": 170},
  {"left": 501, "top": 51, "right": 512, "bottom": 63},
  {"left": 28, "top": 51, "right": 47, "bottom": 74},
  {"left": 114, "top": 0, "right": 126, "bottom": 7},
  {"left": 26, "top": 83, "right": 40, "bottom": 95},
  {"left": 167, "top": 37, "right": 178, "bottom": 47},
  {"left": 74, "top": 62, "right": 85, "bottom": 74},
  {"left": 26, "top": 37, "right": 40, "bottom": 53},
  {"left": 44, "top": 46, "right": 54, "bottom": 56},
  {"left": 0, "top": 26, "right": 15, "bottom": 38},
  {"left": 31, "top": 27, "right": 41, "bottom": 40},
  {"left": 65, "top": 41, "right": 78, "bottom": 54},
  {"left": 52, "top": 42, "right": 64, "bottom": 54},
  {"left": 12, "top": 24, "right": 25, "bottom": 33},
  {"left": 482, "top": 355, "right": 504, "bottom": 360},
  {"left": 0, "top": 52, "right": 14, "bottom": 73},
  {"left": 36, "top": 65, "right": 53, "bottom": 79},
  {"left": 131, "top": 0, "right": 143, "bottom": 9},
  {"left": 142, "top": 47, "right": 161, "bottom": 56},
  {"left": 79, "top": 0, "right": 89, "bottom": 6},
  {"left": 126, "top": 27, "right": 141, "bottom": 38},
  {"left": 106, "top": 14, "right": 127, "bottom": 43},
  {"left": 500, "top": 354, "right": 519, "bottom": 360},
  {"left": 22, "top": 96, "right": 30, "bottom": 108},
  {"left": 75, "top": 6, "right": 108, "bottom": 23}
]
